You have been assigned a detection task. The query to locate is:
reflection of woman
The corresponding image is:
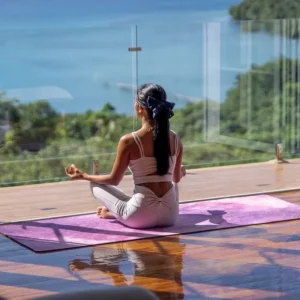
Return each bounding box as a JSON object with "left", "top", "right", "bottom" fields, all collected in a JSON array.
[
  {"left": 69, "top": 246, "right": 128, "bottom": 286},
  {"left": 65, "top": 83, "right": 186, "bottom": 229},
  {"left": 69, "top": 237, "right": 185, "bottom": 299}
]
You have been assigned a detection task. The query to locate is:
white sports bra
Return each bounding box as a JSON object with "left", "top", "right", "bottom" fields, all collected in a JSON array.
[{"left": 128, "top": 131, "right": 179, "bottom": 185}]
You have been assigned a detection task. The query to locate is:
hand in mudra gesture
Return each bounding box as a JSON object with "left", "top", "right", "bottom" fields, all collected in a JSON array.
[{"left": 65, "top": 164, "right": 85, "bottom": 180}]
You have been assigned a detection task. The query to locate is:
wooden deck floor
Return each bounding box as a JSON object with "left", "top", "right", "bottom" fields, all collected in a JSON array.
[
  {"left": 1, "top": 159, "right": 300, "bottom": 223},
  {"left": 0, "top": 161, "right": 300, "bottom": 299}
]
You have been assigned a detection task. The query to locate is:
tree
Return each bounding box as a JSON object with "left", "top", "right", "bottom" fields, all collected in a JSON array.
[
  {"left": 0, "top": 93, "right": 20, "bottom": 124},
  {"left": 8, "top": 100, "right": 59, "bottom": 151}
]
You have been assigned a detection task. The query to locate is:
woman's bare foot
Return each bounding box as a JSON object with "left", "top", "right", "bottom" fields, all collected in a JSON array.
[
  {"left": 96, "top": 206, "right": 115, "bottom": 219},
  {"left": 97, "top": 206, "right": 105, "bottom": 217}
]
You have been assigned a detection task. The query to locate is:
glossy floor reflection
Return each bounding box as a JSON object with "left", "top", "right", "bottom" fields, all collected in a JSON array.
[
  {"left": 65, "top": 225, "right": 300, "bottom": 300},
  {"left": 1, "top": 190, "right": 300, "bottom": 299},
  {"left": 69, "top": 237, "right": 185, "bottom": 299}
]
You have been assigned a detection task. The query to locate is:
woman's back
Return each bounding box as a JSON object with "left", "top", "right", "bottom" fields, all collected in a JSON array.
[
  {"left": 129, "top": 130, "right": 178, "bottom": 160},
  {"left": 128, "top": 129, "right": 180, "bottom": 197}
]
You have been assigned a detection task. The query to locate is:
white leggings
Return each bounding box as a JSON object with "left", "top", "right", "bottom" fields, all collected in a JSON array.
[{"left": 90, "top": 182, "right": 179, "bottom": 229}]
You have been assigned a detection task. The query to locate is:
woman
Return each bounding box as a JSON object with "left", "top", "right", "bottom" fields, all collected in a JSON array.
[{"left": 65, "top": 83, "right": 186, "bottom": 229}]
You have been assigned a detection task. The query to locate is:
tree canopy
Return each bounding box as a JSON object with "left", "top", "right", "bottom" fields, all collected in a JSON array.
[
  {"left": 229, "top": 0, "right": 300, "bottom": 38},
  {"left": 221, "top": 57, "right": 300, "bottom": 144}
]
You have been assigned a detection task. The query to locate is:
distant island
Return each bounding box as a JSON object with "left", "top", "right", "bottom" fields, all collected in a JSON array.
[{"left": 229, "top": 0, "right": 300, "bottom": 39}]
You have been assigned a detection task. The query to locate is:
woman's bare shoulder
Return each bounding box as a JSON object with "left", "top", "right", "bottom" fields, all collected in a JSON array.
[{"left": 119, "top": 133, "right": 135, "bottom": 146}]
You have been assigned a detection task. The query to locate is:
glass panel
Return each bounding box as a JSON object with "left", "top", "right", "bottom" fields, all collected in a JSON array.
[
  {"left": 0, "top": 26, "right": 134, "bottom": 186},
  {"left": 136, "top": 19, "right": 300, "bottom": 169},
  {"left": 207, "top": 18, "right": 300, "bottom": 164},
  {"left": 1, "top": 19, "right": 299, "bottom": 186},
  {"left": 136, "top": 22, "right": 206, "bottom": 167}
]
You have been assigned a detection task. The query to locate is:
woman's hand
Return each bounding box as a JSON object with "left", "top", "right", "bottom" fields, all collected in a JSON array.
[
  {"left": 68, "top": 259, "right": 90, "bottom": 272},
  {"left": 65, "top": 164, "right": 85, "bottom": 180}
]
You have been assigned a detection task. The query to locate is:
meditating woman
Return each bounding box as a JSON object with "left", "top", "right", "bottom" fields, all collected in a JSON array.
[{"left": 65, "top": 83, "right": 186, "bottom": 229}]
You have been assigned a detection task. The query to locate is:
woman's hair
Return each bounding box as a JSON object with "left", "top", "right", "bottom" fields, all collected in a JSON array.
[{"left": 136, "top": 83, "right": 175, "bottom": 176}]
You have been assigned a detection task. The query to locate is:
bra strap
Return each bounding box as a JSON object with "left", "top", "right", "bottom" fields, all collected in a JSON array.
[{"left": 132, "top": 132, "right": 145, "bottom": 157}]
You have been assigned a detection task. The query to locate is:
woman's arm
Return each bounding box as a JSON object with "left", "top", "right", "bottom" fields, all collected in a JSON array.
[
  {"left": 173, "top": 139, "right": 184, "bottom": 183},
  {"left": 67, "top": 134, "right": 132, "bottom": 186}
]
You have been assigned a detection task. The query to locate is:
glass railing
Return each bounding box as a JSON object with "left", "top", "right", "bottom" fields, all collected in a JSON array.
[
  {"left": 213, "top": 19, "right": 300, "bottom": 163},
  {"left": 0, "top": 19, "right": 300, "bottom": 187},
  {"left": 133, "top": 22, "right": 206, "bottom": 166},
  {"left": 0, "top": 25, "right": 136, "bottom": 186}
]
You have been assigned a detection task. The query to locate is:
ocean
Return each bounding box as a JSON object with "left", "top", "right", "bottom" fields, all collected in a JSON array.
[{"left": 0, "top": 0, "right": 295, "bottom": 115}]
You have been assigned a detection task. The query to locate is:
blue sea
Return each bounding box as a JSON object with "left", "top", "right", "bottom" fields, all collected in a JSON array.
[{"left": 0, "top": 0, "right": 295, "bottom": 115}]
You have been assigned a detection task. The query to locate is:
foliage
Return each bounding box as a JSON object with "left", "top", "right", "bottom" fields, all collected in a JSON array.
[
  {"left": 229, "top": 0, "right": 300, "bottom": 38},
  {"left": 220, "top": 57, "right": 300, "bottom": 146},
  {"left": 0, "top": 94, "right": 20, "bottom": 124}
]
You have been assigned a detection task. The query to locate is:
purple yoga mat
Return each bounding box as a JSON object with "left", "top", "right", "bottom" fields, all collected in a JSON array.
[{"left": 1, "top": 194, "right": 300, "bottom": 252}]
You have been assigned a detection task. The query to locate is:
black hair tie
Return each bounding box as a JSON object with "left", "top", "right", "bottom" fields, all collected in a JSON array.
[{"left": 146, "top": 96, "right": 175, "bottom": 119}]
